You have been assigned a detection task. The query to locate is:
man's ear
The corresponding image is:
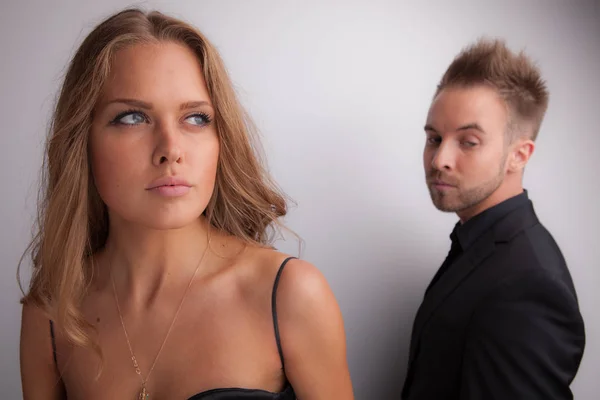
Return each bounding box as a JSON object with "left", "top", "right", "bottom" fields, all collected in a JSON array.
[{"left": 508, "top": 138, "right": 535, "bottom": 173}]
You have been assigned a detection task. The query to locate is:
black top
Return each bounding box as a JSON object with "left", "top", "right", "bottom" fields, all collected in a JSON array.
[{"left": 50, "top": 257, "right": 297, "bottom": 399}]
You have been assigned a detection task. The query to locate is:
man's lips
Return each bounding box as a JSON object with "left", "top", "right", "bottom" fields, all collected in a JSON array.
[{"left": 429, "top": 179, "right": 457, "bottom": 189}]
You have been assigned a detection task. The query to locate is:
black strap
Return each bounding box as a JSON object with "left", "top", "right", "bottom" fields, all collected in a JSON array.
[
  {"left": 49, "top": 319, "right": 58, "bottom": 368},
  {"left": 271, "top": 256, "right": 296, "bottom": 372}
]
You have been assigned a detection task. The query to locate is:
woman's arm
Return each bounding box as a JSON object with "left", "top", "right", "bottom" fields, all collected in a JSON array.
[
  {"left": 20, "top": 304, "right": 66, "bottom": 400},
  {"left": 276, "top": 259, "right": 354, "bottom": 399}
]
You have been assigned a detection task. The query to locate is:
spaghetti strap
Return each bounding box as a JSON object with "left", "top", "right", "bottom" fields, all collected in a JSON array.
[
  {"left": 271, "top": 256, "right": 296, "bottom": 372},
  {"left": 49, "top": 320, "right": 58, "bottom": 368}
]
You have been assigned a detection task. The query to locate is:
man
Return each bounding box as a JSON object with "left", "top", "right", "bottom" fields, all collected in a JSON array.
[{"left": 402, "top": 38, "right": 585, "bottom": 399}]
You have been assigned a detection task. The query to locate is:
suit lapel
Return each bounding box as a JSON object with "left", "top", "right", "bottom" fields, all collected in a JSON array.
[
  {"left": 403, "top": 200, "right": 542, "bottom": 398},
  {"left": 406, "top": 200, "right": 540, "bottom": 368},
  {"left": 407, "top": 229, "right": 495, "bottom": 365},
  {"left": 493, "top": 202, "right": 538, "bottom": 243}
]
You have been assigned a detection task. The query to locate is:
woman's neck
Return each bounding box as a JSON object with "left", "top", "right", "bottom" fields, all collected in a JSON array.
[{"left": 101, "top": 216, "right": 212, "bottom": 307}]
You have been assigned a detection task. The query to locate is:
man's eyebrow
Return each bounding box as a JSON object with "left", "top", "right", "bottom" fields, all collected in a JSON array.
[
  {"left": 457, "top": 123, "right": 486, "bottom": 134},
  {"left": 424, "top": 124, "right": 438, "bottom": 133},
  {"left": 424, "top": 123, "right": 486, "bottom": 134}
]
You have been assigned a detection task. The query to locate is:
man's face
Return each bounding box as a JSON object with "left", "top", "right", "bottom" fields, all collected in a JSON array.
[{"left": 423, "top": 85, "right": 510, "bottom": 218}]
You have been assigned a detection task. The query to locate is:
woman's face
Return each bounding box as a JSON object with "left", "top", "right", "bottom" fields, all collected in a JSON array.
[{"left": 90, "top": 41, "right": 219, "bottom": 230}]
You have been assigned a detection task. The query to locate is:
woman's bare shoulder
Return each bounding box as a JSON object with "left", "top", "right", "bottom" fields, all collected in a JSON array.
[
  {"left": 235, "top": 245, "right": 306, "bottom": 287},
  {"left": 20, "top": 302, "right": 66, "bottom": 399}
]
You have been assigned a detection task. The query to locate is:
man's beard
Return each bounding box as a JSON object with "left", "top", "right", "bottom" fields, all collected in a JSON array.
[{"left": 426, "top": 159, "right": 506, "bottom": 213}]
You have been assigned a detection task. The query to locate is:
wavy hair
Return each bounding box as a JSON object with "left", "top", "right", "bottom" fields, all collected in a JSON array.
[{"left": 19, "top": 8, "right": 290, "bottom": 354}]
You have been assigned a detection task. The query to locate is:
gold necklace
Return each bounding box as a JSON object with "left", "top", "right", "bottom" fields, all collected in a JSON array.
[{"left": 111, "top": 240, "right": 210, "bottom": 400}]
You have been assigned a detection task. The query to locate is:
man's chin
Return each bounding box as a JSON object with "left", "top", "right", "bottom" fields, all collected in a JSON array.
[
  {"left": 430, "top": 195, "right": 469, "bottom": 213},
  {"left": 430, "top": 192, "right": 458, "bottom": 212},
  {"left": 434, "top": 203, "right": 461, "bottom": 213}
]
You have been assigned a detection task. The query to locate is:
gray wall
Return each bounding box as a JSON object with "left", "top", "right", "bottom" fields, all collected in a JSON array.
[{"left": 1, "top": 0, "right": 598, "bottom": 398}]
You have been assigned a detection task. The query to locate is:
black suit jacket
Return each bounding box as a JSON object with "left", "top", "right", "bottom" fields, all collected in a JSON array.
[{"left": 402, "top": 199, "right": 585, "bottom": 399}]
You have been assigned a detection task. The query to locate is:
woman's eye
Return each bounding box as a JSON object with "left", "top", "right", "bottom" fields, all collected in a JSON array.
[
  {"left": 185, "top": 113, "right": 211, "bottom": 126},
  {"left": 111, "top": 111, "right": 147, "bottom": 125}
]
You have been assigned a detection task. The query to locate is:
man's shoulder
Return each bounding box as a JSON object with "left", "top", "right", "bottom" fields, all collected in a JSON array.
[
  {"left": 475, "top": 215, "right": 578, "bottom": 298},
  {"left": 482, "top": 222, "right": 578, "bottom": 302},
  {"left": 486, "top": 208, "right": 564, "bottom": 269}
]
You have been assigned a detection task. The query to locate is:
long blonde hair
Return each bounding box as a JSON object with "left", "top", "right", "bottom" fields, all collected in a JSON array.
[{"left": 20, "top": 8, "right": 290, "bottom": 353}]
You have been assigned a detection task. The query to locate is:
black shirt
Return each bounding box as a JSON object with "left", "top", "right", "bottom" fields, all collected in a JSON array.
[{"left": 426, "top": 190, "right": 530, "bottom": 294}]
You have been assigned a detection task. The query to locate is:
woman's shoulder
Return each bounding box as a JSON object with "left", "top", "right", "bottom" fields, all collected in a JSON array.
[
  {"left": 235, "top": 246, "right": 336, "bottom": 317},
  {"left": 236, "top": 246, "right": 323, "bottom": 292},
  {"left": 20, "top": 301, "right": 68, "bottom": 398},
  {"left": 238, "top": 247, "right": 348, "bottom": 392}
]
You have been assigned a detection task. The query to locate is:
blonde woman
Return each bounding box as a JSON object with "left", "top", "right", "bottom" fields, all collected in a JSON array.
[{"left": 19, "top": 8, "right": 353, "bottom": 400}]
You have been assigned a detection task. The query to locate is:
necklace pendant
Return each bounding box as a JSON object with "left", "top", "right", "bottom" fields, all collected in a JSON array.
[{"left": 138, "top": 386, "right": 149, "bottom": 400}]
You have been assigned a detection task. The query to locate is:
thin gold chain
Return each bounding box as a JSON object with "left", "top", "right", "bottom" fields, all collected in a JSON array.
[{"left": 110, "top": 238, "right": 210, "bottom": 390}]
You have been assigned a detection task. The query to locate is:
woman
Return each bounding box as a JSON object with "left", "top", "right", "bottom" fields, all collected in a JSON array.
[{"left": 19, "top": 8, "right": 353, "bottom": 400}]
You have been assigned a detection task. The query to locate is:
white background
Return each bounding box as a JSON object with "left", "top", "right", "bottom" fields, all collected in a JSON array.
[{"left": 1, "top": 1, "right": 598, "bottom": 398}]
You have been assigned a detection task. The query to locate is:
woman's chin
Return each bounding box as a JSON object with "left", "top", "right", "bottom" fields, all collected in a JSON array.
[{"left": 112, "top": 210, "right": 206, "bottom": 232}]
